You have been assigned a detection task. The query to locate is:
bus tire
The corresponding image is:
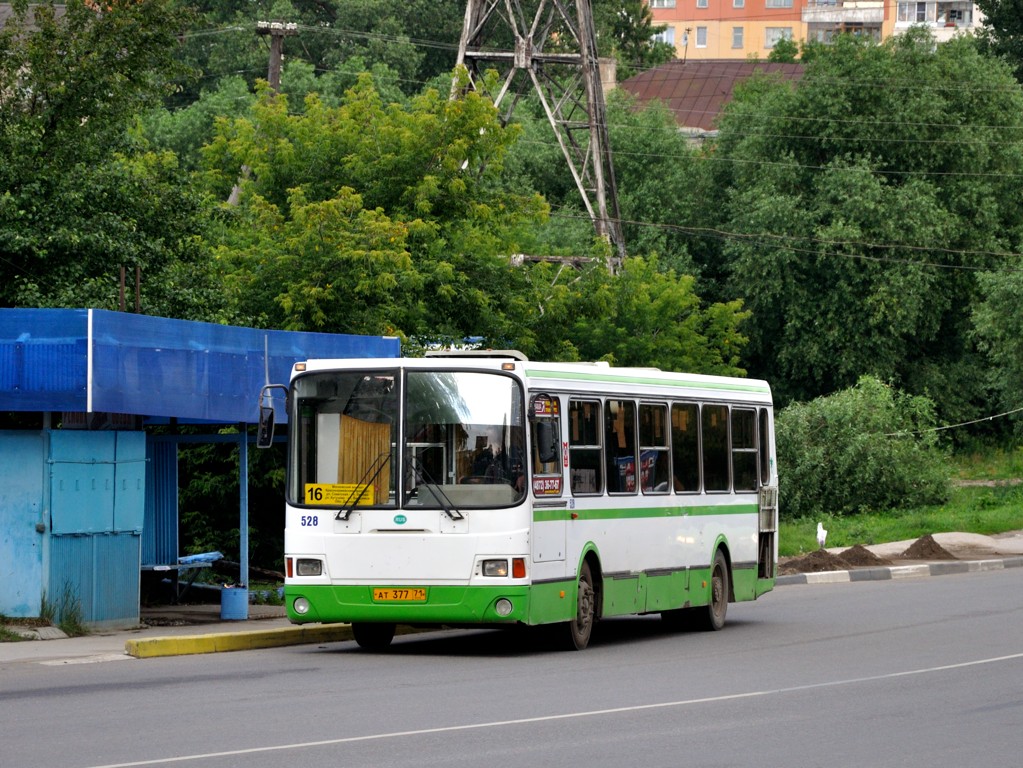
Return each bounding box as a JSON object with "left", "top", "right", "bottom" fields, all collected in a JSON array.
[
  {"left": 696, "top": 549, "right": 729, "bottom": 632},
  {"left": 561, "top": 560, "right": 596, "bottom": 651},
  {"left": 352, "top": 622, "right": 396, "bottom": 650}
]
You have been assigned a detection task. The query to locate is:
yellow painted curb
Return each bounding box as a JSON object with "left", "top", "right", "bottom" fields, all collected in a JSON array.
[{"left": 125, "top": 624, "right": 354, "bottom": 658}]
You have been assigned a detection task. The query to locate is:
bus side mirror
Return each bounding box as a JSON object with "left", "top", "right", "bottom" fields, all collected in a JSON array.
[
  {"left": 536, "top": 421, "right": 558, "bottom": 464},
  {"left": 257, "top": 404, "right": 275, "bottom": 449}
]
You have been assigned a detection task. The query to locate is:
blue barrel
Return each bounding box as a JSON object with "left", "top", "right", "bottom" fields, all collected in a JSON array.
[{"left": 220, "top": 586, "right": 248, "bottom": 620}]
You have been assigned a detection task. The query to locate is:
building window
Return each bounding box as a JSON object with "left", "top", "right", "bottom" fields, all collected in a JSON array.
[
  {"left": 766, "top": 0, "right": 794, "bottom": 7},
  {"left": 697, "top": 0, "right": 708, "bottom": 7},
  {"left": 650, "top": 0, "right": 676, "bottom": 7},
  {"left": 765, "top": 27, "right": 793, "bottom": 48},
  {"left": 696, "top": 26, "right": 708, "bottom": 47},
  {"left": 732, "top": 26, "right": 744, "bottom": 48},
  {"left": 897, "top": 1, "right": 935, "bottom": 22},
  {"left": 652, "top": 25, "right": 675, "bottom": 45},
  {"left": 733, "top": 0, "right": 745, "bottom": 7}
]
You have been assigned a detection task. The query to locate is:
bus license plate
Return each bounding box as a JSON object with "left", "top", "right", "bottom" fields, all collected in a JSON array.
[{"left": 372, "top": 588, "right": 427, "bottom": 602}]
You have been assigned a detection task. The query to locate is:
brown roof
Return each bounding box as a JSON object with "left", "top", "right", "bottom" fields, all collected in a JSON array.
[{"left": 620, "top": 59, "right": 804, "bottom": 133}]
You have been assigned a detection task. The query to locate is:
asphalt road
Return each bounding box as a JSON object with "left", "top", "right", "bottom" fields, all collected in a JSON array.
[{"left": 2, "top": 569, "right": 1022, "bottom": 768}]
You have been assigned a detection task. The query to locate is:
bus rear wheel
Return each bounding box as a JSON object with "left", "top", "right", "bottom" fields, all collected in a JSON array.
[
  {"left": 696, "top": 549, "right": 729, "bottom": 632},
  {"left": 561, "top": 561, "right": 595, "bottom": 651},
  {"left": 352, "top": 622, "right": 396, "bottom": 650}
]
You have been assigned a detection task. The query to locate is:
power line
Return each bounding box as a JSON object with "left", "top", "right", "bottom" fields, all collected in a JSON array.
[{"left": 886, "top": 406, "right": 1023, "bottom": 437}]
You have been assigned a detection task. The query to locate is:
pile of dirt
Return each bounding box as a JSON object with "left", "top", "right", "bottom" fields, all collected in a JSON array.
[
  {"left": 839, "top": 544, "right": 893, "bottom": 567},
  {"left": 901, "top": 534, "right": 957, "bottom": 560},
  {"left": 778, "top": 549, "right": 853, "bottom": 575}
]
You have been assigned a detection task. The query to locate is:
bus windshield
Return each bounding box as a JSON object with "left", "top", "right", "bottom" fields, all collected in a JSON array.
[
  {"left": 289, "top": 368, "right": 526, "bottom": 510},
  {"left": 404, "top": 370, "right": 526, "bottom": 508}
]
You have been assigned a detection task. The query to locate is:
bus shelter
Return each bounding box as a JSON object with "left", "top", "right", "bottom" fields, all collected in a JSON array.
[{"left": 0, "top": 309, "right": 398, "bottom": 627}]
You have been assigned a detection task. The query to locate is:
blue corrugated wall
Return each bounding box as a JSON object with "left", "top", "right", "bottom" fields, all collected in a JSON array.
[
  {"left": 143, "top": 440, "right": 178, "bottom": 567},
  {"left": 46, "top": 431, "right": 145, "bottom": 627},
  {"left": 0, "top": 432, "right": 45, "bottom": 618}
]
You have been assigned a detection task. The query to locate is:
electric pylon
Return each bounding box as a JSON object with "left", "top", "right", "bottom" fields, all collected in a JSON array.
[{"left": 455, "top": 0, "right": 626, "bottom": 272}]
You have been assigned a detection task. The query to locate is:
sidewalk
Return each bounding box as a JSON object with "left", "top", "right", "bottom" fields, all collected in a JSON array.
[
  {"left": 0, "top": 603, "right": 358, "bottom": 665},
  {"left": 3, "top": 531, "right": 1022, "bottom": 664},
  {"left": 777, "top": 530, "right": 1023, "bottom": 585}
]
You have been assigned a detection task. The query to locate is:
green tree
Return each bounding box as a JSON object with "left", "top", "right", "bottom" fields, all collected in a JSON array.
[
  {"left": 975, "top": 0, "right": 1023, "bottom": 82},
  {"left": 204, "top": 76, "right": 548, "bottom": 341},
  {"left": 0, "top": 0, "right": 224, "bottom": 317},
  {"left": 705, "top": 30, "right": 1023, "bottom": 419},
  {"left": 776, "top": 376, "right": 951, "bottom": 519},
  {"left": 596, "top": 0, "right": 676, "bottom": 79},
  {"left": 767, "top": 36, "right": 799, "bottom": 63},
  {"left": 562, "top": 255, "right": 749, "bottom": 375},
  {"left": 171, "top": 0, "right": 462, "bottom": 105},
  {"left": 973, "top": 268, "right": 1023, "bottom": 435}
]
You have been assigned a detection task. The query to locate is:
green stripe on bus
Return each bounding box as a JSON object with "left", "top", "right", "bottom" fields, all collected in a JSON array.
[
  {"left": 533, "top": 503, "right": 757, "bottom": 523},
  {"left": 524, "top": 368, "right": 770, "bottom": 394}
]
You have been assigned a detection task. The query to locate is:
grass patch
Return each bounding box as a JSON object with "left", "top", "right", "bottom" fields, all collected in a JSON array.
[
  {"left": 40, "top": 582, "right": 89, "bottom": 638},
  {"left": 0, "top": 625, "right": 27, "bottom": 643},
  {"left": 780, "top": 452, "right": 1023, "bottom": 557},
  {"left": 951, "top": 445, "right": 1023, "bottom": 482}
]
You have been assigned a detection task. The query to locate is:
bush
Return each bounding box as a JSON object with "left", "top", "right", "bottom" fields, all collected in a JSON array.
[{"left": 776, "top": 376, "right": 951, "bottom": 519}]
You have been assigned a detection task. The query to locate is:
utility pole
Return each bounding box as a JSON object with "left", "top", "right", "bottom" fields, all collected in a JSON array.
[
  {"left": 455, "top": 0, "right": 626, "bottom": 273},
  {"left": 256, "top": 20, "right": 298, "bottom": 93},
  {"left": 228, "top": 21, "right": 297, "bottom": 206}
]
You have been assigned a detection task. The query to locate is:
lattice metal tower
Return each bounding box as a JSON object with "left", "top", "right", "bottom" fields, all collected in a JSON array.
[{"left": 455, "top": 0, "right": 626, "bottom": 271}]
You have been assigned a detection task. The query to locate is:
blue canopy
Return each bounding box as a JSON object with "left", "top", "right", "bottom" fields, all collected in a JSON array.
[{"left": 0, "top": 309, "right": 399, "bottom": 423}]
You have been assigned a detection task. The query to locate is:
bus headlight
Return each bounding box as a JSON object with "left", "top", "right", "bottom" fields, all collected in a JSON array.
[
  {"left": 296, "top": 558, "right": 322, "bottom": 576},
  {"left": 482, "top": 559, "right": 508, "bottom": 577},
  {"left": 293, "top": 597, "right": 311, "bottom": 615}
]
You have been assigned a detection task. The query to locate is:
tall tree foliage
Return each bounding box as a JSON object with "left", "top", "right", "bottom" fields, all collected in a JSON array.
[
  {"left": 170, "top": 0, "right": 463, "bottom": 106},
  {"left": 202, "top": 75, "right": 750, "bottom": 375},
  {"left": 0, "top": 0, "right": 224, "bottom": 317},
  {"left": 975, "top": 0, "right": 1023, "bottom": 83},
  {"left": 594, "top": 0, "right": 675, "bottom": 79},
  {"left": 704, "top": 30, "right": 1023, "bottom": 419},
  {"left": 203, "top": 75, "right": 548, "bottom": 342}
]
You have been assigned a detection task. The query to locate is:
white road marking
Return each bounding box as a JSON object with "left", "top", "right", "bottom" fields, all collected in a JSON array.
[
  {"left": 85, "top": 650, "right": 1023, "bottom": 768},
  {"left": 40, "top": 654, "right": 132, "bottom": 666}
]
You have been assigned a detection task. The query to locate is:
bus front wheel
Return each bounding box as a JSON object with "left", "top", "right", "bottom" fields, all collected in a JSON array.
[
  {"left": 352, "top": 622, "right": 396, "bottom": 650},
  {"left": 561, "top": 560, "right": 595, "bottom": 651}
]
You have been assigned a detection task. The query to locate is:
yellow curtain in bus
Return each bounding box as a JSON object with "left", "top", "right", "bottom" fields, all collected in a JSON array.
[{"left": 338, "top": 415, "right": 391, "bottom": 504}]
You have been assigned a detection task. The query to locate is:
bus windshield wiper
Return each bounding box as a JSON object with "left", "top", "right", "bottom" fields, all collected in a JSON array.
[
  {"left": 336, "top": 451, "right": 391, "bottom": 521},
  {"left": 409, "top": 456, "right": 464, "bottom": 520}
]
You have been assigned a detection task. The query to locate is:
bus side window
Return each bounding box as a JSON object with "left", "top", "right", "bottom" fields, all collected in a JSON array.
[
  {"left": 671, "top": 402, "right": 700, "bottom": 493},
  {"left": 758, "top": 407, "right": 772, "bottom": 486},
  {"left": 639, "top": 403, "right": 670, "bottom": 493},
  {"left": 731, "top": 408, "right": 758, "bottom": 492},
  {"left": 605, "top": 399, "right": 637, "bottom": 495},
  {"left": 569, "top": 399, "right": 603, "bottom": 494},
  {"left": 702, "top": 404, "right": 730, "bottom": 492},
  {"left": 529, "top": 394, "right": 563, "bottom": 496}
]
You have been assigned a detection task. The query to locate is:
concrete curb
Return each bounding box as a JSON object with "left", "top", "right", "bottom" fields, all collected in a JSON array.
[
  {"left": 125, "top": 624, "right": 355, "bottom": 658},
  {"left": 776, "top": 556, "right": 1023, "bottom": 586}
]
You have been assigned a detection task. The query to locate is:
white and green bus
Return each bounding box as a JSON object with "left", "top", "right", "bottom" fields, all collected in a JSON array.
[{"left": 277, "top": 351, "right": 778, "bottom": 650}]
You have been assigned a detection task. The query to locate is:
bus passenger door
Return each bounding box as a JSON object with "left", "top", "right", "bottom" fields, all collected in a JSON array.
[{"left": 529, "top": 393, "right": 566, "bottom": 563}]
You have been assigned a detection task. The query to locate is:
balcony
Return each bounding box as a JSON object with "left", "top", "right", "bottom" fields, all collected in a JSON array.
[
  {"left": 803, "top": 0, "right": 885, "bottom": 24},
  {"left": 894, "top": 2, "right": 976, "bottom": 29}
]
